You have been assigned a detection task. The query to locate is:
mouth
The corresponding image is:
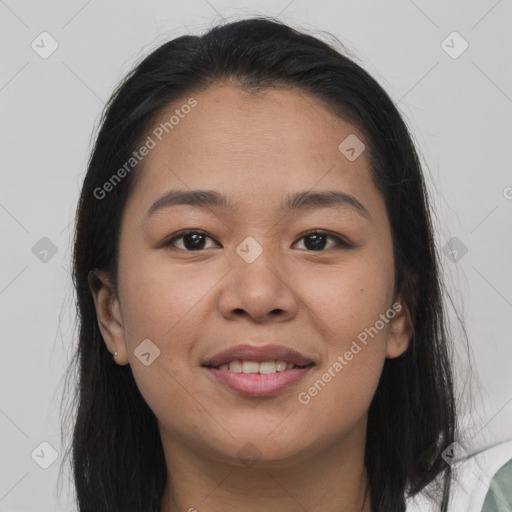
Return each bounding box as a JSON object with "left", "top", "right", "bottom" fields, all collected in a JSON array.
[
  {"left": 205, "top": 360, "right": 314, "bottom": 373},
  {"left": 202, "top": 344, "right": 316, "bottom": 397}
]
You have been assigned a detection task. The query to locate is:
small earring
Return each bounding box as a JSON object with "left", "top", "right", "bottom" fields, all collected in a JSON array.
[{"left": 113, "top": 351, "right": 118, "bottom": 359}]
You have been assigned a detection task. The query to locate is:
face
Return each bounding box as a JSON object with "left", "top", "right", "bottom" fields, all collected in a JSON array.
[{"left": 90, "top": 84, "right": 411, "bottom": 468}]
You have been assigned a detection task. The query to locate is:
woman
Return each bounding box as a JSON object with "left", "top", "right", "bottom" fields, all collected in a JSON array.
[{"left": 62, "top": 16, "right": 457, "bottom": 512}]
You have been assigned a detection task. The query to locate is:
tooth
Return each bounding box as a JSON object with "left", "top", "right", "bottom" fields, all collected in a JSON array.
[
  {"left": 276, "top": 360, "right": 287, "bottom": 372},
  {"left": 242, "top": 361, "right": 260, "bottom": 374},
  {"left": 219, "top": 360, "right": 299, "bottom": 373},
  {"left": 229, "top": 361, "right": 243, "bottom": 372},
  {"left": 259, "top": 361, "right": 277, "bottom": 374}
]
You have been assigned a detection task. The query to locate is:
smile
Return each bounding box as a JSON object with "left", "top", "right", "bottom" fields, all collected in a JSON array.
[
  {"left": 215, "top": 360, "right": 307, "bottom": 373},
  {"left": 205, "top": 360, "right": 314, "bottom": 397}
]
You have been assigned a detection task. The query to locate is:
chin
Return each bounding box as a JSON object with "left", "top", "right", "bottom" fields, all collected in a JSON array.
[{"left": 201, "top": 431, "right": 320, "bottom": 469}]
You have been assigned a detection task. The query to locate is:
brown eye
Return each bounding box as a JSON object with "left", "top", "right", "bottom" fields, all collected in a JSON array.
[
  {"left": 294, "top": 230, "right": 352, "bottom": 251},
  {"left": 163, "top": 230, "right": 220, "bottom": 251}
]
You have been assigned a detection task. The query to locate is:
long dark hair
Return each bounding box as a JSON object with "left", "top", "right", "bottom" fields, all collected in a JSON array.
[{"left": 60, "top": 16, "right": 457, "bottom": 512}]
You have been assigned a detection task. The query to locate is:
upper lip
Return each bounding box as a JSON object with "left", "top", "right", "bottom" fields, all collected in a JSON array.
[{"left": 202, "top": 344, "right": 315, "bottom": 368}]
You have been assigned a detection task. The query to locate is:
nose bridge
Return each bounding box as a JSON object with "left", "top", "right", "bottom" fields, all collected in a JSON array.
[
  {"left": 218, "top": 234, "right": 297, "bottom": 321},
  {"left": 234, "top": 234, "right": 285, "bottom": 291}
]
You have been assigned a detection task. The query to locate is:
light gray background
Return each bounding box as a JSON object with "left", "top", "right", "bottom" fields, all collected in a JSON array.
[{"left": 0, "top": 1, "right": 511, "bottom": 510}]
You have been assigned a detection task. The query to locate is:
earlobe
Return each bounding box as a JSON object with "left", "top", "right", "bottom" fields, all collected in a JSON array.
[
  {"left": 88, "top": 269, "right": 129, "bottom": 365},
  {"left": 385, "top": 300, "right": 413, "bottom": 359}
]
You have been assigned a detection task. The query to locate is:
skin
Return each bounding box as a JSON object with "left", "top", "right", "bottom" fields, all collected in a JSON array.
[{"left": 89, "top": 84, "right": 412, "bottom": 512}]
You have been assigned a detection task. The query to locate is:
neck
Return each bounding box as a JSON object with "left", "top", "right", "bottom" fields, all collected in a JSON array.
[{"left": 159, "top": 421, "right": 372, "bottom": 512}]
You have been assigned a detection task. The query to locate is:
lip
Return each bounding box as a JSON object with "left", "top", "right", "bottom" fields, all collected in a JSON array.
[
  {"left": 202, "top": 343, "right": 315, "bottom": 397},
  {"left": 202, "top": 344, "right": 315, "bottom": 368},
  {"left": 205, "top": 366, "right": 314, "bottom": 397}
]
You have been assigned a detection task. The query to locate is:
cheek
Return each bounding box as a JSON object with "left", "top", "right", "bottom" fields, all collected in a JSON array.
[
  {"left": 295, "top": 270, "right": 391, "bottom": 440},
  {"left": 293, "top": 250, "right": 393, "bottom": 407},
  {"left": 116, "top": 251, "right": 222, "bottom": 408},
  {"left": 118, "top": 249, "right": 215, "bottom": 343},
  {"left": 116, "top": 253, "right": 208, "bottom": 426},
  {"left": 299, "top": 252, "right": 395, "bottom": 344}
]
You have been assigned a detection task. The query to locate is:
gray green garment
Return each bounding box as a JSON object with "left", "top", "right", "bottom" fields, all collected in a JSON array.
[{"left": 481, "top": 458, "right": 512, "bottom": 512}]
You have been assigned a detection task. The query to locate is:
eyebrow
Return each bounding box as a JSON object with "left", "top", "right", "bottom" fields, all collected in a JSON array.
[{"left": 145, "top": 189, "right": 370, "bottom": 220}]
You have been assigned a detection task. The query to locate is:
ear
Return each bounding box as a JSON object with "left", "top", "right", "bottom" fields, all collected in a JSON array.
[
  {"left": 88, "top": 269, "right": 129, "bottom": 365},
  {"left": 385, "top": 297, "right": 413, "bottom": 359}
]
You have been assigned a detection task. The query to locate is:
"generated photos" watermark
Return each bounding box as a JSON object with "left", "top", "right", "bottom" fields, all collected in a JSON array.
[{"left": 298, "top": 301, "right": 402, "bottom": 405}]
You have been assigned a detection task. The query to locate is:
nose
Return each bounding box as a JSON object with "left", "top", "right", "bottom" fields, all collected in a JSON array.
[{"left": 217, "top": 246, "right": 299, "bottom": 324}]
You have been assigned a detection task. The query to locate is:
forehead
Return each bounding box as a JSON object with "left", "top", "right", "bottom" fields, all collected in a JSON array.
[
  {"left": 150, "top": 84, "right": 361, "bottom": 158},
  {"left": 126, "top": 85, "right": 375, "bottom": 213}
]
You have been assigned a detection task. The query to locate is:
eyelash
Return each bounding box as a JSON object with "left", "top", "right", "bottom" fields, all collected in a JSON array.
[{"left": 162, "top": 229, "right": 353, "bottom": 252}]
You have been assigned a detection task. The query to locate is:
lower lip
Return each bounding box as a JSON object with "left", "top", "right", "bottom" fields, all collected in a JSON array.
[{"left": 205, "top": 366, "right": 313, "bottom": 397}]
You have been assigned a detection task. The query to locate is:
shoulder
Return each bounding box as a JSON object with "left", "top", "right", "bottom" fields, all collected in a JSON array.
[{"left": 406, "top": 439, "right": 512, "bottom": 512}]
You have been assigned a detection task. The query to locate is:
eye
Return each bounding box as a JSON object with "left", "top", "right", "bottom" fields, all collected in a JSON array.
[
  {"left": 162, "top": 229, "right": 352, "bottom": 252},
  {"left": 162, "top": 230, "right": 220, "bottom": 251},
  {"left": 293, "top": 230, "right": 352, "bottom": 251}
]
